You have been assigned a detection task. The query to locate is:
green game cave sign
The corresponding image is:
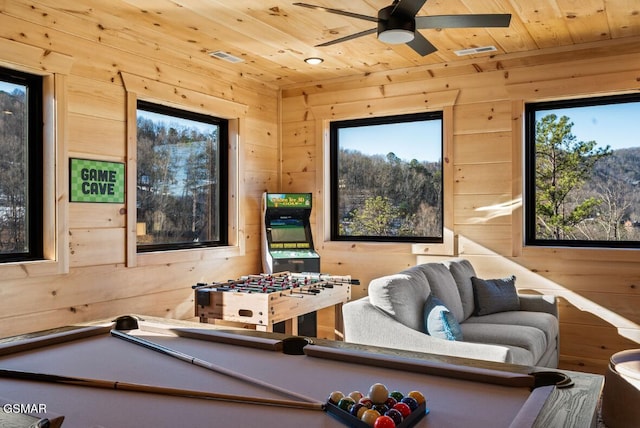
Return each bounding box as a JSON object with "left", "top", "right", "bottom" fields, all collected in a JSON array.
[{"left": 70, "top": 158, "right": 125, "bottom": 203}]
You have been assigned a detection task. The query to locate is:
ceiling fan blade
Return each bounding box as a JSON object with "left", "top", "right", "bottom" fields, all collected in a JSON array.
[
  {"left": 406, "top": 31, "right": 437, "bottom": 56},
  {"left": 391, "top": 0, "right": 428, "bottom": 18},
  {"left": 415, "top": 14, "right": 512, "bottom": 29},
  {"left": 316, "top": 28, "right": 377, "bottom": 47},
  {"left": 292, "top": 3, "right": 378, "bottom": 23}
]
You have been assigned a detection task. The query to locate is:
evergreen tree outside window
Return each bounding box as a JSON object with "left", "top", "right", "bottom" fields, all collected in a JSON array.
[
  {"left": 0, "top": 67, "right": 43, "bottom": 263},
  {"left": 525, "top": 94, "right": 640, "bottom": 248},
  {"left": 136, "top": 101, "right": 228, "bottom": 252},
  {"left": 330, "top": 112, "right": 443, "bottom": 243}
]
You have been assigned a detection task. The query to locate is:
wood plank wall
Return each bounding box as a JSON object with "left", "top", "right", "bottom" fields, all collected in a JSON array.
[
  {"left": 0, "top": 1, "right": 278, "bottom": 336},
  {"left": 280, "top": 39, "right": 640, "bottom": 374},
  {"left": 0, "top": 0, "right": 639, "bottom": 375}
]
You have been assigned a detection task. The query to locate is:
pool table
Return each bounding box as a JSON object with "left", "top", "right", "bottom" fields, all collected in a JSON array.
[{"left": 0, "top": 315, "right": 603, "bottom": 428}]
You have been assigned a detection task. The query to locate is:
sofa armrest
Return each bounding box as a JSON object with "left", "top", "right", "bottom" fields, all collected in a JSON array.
[
  {"left": 518, "top": 294, "right": 558, "bottom": 318},
  {"left": 343, "top": 297, "right": 516, "bottom": 364}
]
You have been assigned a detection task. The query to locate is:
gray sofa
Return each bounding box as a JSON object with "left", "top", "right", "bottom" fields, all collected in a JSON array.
[{"left": 342, "top": 259, "right": 559, "bottom": 367}]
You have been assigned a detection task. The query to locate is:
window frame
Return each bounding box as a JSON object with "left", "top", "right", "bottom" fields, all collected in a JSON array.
[
  {"left": 135, "top": 100, "right": 229, "bottom": 253},
  {"left": 524, "top": 92, "right": 640, "bottom": 249},
  {"left": 0, "top": 66, "right": 44, "bottom": 263},
  {"left": 329, "top": 111, "right": 444, "bottom": 244}
]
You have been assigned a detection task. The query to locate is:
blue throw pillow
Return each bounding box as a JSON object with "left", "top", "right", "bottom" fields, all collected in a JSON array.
[{"left": 423, "top": 295, "right": 463, "bottom": 341}]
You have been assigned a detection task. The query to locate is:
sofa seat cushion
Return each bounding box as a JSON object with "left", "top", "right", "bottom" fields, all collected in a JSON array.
[
  {"left": 464, "top": 311, "right": 559, "bottom": 350},
  {"left": 368, "top": 267, "right": 431, "bottom": 332},
  {"left": 460, "top": 323, "right": 548, "bottom": 365},
  {"left": 494, "top": 344, "right": 536, "bottom": 366}
]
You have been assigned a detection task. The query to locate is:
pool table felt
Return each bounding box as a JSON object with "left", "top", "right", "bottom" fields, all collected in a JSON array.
[{"left": 0, "top": 319, "right": 592, "bottom": 428}]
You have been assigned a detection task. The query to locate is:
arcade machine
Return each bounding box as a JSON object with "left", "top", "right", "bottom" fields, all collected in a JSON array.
[
  {"left": 262, "top": 192, "right": 320, "bottom": 274},
  {"left": 262, "top": 192, "right": 320, "bottom": 335}
]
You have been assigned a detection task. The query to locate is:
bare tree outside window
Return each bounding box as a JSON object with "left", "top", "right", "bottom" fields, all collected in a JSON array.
[{"left": 136, "top": 102, "right": 228, "bottom": 252}]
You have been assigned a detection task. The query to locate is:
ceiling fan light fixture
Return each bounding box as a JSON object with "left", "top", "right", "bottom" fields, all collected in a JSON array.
[
  {"left": 377, "top": 5, "right": 416, "bottom": 45},
  {"left": 378, "top": 29, "right": 415, "bottom": 44}
]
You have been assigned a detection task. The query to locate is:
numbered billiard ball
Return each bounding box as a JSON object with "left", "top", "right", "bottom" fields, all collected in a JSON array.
[
  {"left": 328, "top": 391, "right": 344, "bottom": 404},
  {"left": 384, "top": 396, "right": 397, "bottom": 408},
  {"left": 400, "top": 396, "right": 419, "bottom": 411},
  {"left": 337, "top": 396, "right": 355, "bottom": 411},
  {"left": 393, "top": 402, "right": 411, "bottom": 418},
  {"left": 389, "top": 391, "right": 404, "bottom": 402},
  {"left": 385, "top": 408, "right": 403, "bottom": 425},
  {"left": 350, "top": 403, "right": 368, "bottom": 419},
  {"left": 358, "top": 397, "right": 374, "bottom": 409},
  {"left": 349, "top": 391, "right": 364, "bottom": 402},
  {"left": 373, "top": 403, "right": 389, "bottom": 415},
  {"left": 407, "top": 390, "right": 426, "bottom": 405},
  {"left": 360, "top": 409, "right": 381, "bottom": 427},
  {"left": 373, "top": 415, "right": 396, "bottom": 428}
]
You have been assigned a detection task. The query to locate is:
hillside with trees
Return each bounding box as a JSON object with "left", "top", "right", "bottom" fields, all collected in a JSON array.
[
  {"left": 0, "top": 87, "right": 26, "bottom": 254},
  {"left": 336, "top": 149, "right": 442, "bottom": 239}
]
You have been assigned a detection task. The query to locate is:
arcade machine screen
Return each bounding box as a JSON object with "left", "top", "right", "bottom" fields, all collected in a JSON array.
[{"left": 269, "top": 218, "right": 308, "bottom": 247}]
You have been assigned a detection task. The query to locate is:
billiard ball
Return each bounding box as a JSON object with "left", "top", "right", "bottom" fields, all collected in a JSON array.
[
  {"left": 350, "top": 403, "right": 368, "bottom": 419},
  {"left": 337, "top": 397, "right": 355, "bottom": 411},
  {"left": 358, "top": 397, "right": 374, "bottom": 409},
  {"left": 360, "top": 409, "right": 381, "bottom": 427},
  {"left": 407, "top": 390, "right": 426, "bottom": 405},
  {"left": 349, "top": 390, "right": 364, "bottom": 402},
  {"left": 393, "top": 402, "right": 411, "bottom": 418},
  {"left": 389, "top": 391, "right": 404, "bottom": 402},
  {"left": 384, "top": 396, "right": 397, "bottom": 408},
  {"left": 385, "top": 408, "right": 403, "bottom": 425},
  {"left": 373, "top": 415, "right": 396, "bottom": 428},
  {"left": 372, "top": 403, "right": 389, "bottom": 415},
  {"left": 400, "top": 396, "right": 419, "bottom": 411},
  {"left": 368, "top": 383, "right": 389, "bottom": 404},
  {"left": 328, "top": 391, "right": 344, "bottom": 404}
]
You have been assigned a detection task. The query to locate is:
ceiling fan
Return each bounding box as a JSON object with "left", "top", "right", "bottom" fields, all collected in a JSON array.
[{"left": 293, "top": 0, "right": 511, "bottom": 56}]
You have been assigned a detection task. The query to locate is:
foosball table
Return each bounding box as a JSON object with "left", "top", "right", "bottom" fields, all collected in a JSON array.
[{"left": 194, "top": 272, "right": 353, "bottom": 336}]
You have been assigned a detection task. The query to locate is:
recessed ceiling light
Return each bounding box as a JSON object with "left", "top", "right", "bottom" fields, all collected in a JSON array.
[{"left": 304, "top": 57, "right": 324, "bottom": 65}]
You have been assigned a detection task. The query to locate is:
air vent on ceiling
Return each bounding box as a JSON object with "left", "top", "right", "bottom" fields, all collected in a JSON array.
[
  {"left": 209, "top": 50, "right": 244, "bottom": 63},
  {"left": 454, "top": 46, "right": 497, "bottom": 56}
]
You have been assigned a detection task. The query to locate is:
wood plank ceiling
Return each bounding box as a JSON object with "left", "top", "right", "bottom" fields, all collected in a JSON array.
[{"left": 18, "top": 0, "right": 640, "bottom": 88}]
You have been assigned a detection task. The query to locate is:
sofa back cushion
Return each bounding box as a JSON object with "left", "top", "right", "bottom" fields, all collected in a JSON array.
[
  {"left": 446, "top": 258, "right": 477, "bottom": 321},
  {"left": 414, "top": 263, "right": 465, "bottom": 323},
  {"left": 368, "top": 266, "right": 431, "bottom": 332}
]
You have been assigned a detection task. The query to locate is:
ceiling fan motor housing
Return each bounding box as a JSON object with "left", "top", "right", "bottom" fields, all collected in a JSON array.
[{"left": 377, "top": 5, "right": 416, "bottom": 44}]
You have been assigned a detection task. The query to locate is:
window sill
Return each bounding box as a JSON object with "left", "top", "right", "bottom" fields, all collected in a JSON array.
[{"left": 135, "top": 244, "right": 245, "bottom": 267}]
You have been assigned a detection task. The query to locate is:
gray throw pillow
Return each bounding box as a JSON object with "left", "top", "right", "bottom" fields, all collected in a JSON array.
[{"left": 471, "top": 275, "right": 520, "bottom": 316}]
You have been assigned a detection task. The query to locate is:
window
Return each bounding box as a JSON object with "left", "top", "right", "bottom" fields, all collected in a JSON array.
[
  {"left": 136, "top": 101, "right": 228, "bottom": 252},
  {"left": 525, "top": 93, "right": 640, "bottom": 248},
  {"left": 0, "top": 67, "right": 43, "bottom": 263},
  {"left": 330, "top": 112, "right": 443, "bottom": 242}
]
